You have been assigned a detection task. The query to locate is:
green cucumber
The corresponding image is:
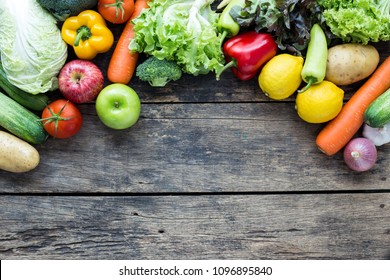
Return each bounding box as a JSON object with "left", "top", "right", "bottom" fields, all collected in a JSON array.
[
  {"left": 0, "top": 63, "right": 49, "bottom": 111},
  {"left": 364, "top": 88, "right": 390, "bottom": 128},
  {"left": 0, "top": 91, "right": 47, "bottom": 144}
]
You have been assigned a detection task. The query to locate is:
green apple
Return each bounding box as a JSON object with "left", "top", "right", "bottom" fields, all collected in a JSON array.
[{"left": 96, "top": 83, "right": 141, "bottom": 130}]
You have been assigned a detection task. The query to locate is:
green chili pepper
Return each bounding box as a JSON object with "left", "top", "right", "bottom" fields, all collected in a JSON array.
[
  {"left": 299, "top": 24, "right": 328, "bottom": 93},
  {"left": 217, "top": 0, "right": 245, "bottom": 47}
]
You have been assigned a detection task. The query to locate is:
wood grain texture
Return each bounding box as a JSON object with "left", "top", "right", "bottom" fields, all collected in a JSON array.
[
  {"left": 1, "top": 103, "right": 389, "bottom": 193},
  {"left": 0, "top": 3, "right": 389, "bottom": 259},
  {"left": 1, "top": 194, "right": 389, "bottom": 259}
]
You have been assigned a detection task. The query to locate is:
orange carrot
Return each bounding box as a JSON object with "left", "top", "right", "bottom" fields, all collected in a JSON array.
[
  {"left": 316, "top": 56, "right": 390, "bottom": 156},
  {"left": 107, "top": 0, "right": 149, "bottom": 84}
]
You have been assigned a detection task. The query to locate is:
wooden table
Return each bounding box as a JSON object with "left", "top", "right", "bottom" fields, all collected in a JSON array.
[{"left": 1, "top": 11, "right": 389, "bottom": 259}]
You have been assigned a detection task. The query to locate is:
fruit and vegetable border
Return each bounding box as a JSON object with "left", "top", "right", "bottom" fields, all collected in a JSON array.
[{"left": 0, "top": 0, "right": 389, "bottom": 173}]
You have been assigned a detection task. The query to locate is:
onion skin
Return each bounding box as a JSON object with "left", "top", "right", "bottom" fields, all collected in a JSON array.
[
  {"left": 343, "top": 138, "right": 377, "bottom": 172},
  {"left": 362, "top": 123, "right": 390, "bottom": 146}
]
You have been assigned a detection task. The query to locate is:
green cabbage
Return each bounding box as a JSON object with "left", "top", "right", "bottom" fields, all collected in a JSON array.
[
  {"left": 129, "top": 0, "right": 224, "bottom": 76},
  {"left": 0, "top": 0, "right": 68, "bottom": 94},
  {"left": 318, "top": 0, "right": 390, "bottom": 44}
]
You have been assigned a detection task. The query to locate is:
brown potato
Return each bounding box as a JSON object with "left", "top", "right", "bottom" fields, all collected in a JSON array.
[
  {"left": 325, "top": 43, "right": 380, "bottom": 86},
  {"left": 0, "top": 131, "right": 40, "bottom": 173}
]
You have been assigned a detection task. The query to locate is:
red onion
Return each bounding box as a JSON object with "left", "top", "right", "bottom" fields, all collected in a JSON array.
[{"left": 343, "top": 138, "right": 377, "bottom": 172}]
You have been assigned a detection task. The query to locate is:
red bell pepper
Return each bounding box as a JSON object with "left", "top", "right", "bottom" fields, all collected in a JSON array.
[{"left": 216, "top": 31, "right": 278, "bottom": 81}]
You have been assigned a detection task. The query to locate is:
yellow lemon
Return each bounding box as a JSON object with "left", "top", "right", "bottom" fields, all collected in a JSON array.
[
  {"left": 295, "top": 80, "right": 344, "bottom": 123},
  {"left": 259, "top": 54, "right": 304, "bottom": 100}
]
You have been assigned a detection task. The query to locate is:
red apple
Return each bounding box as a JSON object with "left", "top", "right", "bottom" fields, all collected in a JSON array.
[{"left": 58, "top": 60, "right": 104, "bottom": 103}]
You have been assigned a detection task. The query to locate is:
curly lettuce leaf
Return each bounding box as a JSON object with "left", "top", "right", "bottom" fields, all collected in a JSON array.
[
  {"left": 129, "top": 0, "right": 224, "bottom": 76},
  {"left": 0, "top": 0, "right": 67, "bottom": 94},
  {"left": 318, "top": 0, "right": 390, "bottom": 44}
]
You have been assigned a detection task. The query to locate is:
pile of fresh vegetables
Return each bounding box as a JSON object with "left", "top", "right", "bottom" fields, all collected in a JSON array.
[{"left": 0, "top": 0, "right": 389, "bottom": 174}]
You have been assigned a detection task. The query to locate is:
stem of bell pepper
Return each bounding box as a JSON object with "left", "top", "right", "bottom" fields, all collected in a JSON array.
[
  {"left": 74, "top": 26, "right": 92, "bottom": 47},
  {"left": 216, "top": 60, "right": 236, "bottom": 80}
]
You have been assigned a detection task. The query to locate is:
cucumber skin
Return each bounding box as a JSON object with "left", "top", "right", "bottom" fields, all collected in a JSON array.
[
  {"left": 0, "top": 91, "right": 47, "bottom": 145},
  {"left": 364, "top": 88, "right": 390, "bottom": 128},
  {"left": 0, "top": 63, "right": 49, "bottom": 111}
]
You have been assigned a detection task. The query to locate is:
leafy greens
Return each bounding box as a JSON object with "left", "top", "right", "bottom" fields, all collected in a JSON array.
[
  {"left": 129, "top": 0, "right": 224, "bottom": 76},
  {"left": 230, "top": 0, "right": 327, "bottom": 55},
  {"left": 317, "top": 0, "right": 390, "bottom": 44},
  {"left": 0, "top": 0, "right": 68, "bottom": 94}
]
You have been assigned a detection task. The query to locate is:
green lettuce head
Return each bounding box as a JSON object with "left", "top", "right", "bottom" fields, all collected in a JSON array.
[
  {"left": 129, "top": 0, "right": 224, "bottom": 76},
  {"left": 318, "top": 0, "right": 390, "bottom": 44}
]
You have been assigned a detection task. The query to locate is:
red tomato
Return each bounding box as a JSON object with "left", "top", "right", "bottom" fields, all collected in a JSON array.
[
  {"left": 98, "top": 0, "right": 135, "bottom": 24},
  {"left": 41, "top": 99, "right": 83, "bottom": 139}
]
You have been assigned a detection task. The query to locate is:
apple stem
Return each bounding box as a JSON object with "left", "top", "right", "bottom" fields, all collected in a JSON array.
[{"left": 74, "top": 26, "right": 92, "bottom": 47}]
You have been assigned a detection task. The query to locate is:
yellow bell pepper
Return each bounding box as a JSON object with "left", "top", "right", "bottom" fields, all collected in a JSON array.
[{"left": 61, "top": 10, "right": 114, "bottom": 60}]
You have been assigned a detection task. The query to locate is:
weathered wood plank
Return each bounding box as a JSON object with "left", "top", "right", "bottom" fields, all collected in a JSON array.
[
  {"left": 1, "top": 1, "right": 388, "bottom": 261},
  {"left": 1, "top": 194, "right": 389, "bottom": 259},
  {"left": 1, "top": 103, "right": 389, "bottom": 193}
]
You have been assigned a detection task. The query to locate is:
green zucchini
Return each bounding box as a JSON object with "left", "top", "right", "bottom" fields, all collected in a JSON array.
[
  {"left": 364, "top": 88, "right": 390, "bottom": 128},
  {"left": 0, "top": 91, "right": 47, "bottom": 144},
  {"left": 0, "top": 63, "right": 49, "bottom": 111}
]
